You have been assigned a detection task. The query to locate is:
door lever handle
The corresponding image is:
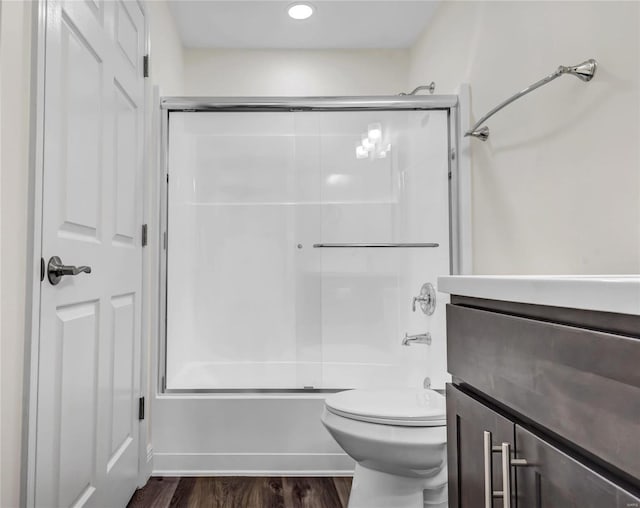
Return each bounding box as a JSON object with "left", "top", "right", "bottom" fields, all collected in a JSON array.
[{"left": 47, "top": 256, "right": 92, "bottom": 285}]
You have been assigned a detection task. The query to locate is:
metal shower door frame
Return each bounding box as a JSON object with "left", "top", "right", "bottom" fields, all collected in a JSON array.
[{"left": 157, "top": 95, "right": 467, "bottom": 394}]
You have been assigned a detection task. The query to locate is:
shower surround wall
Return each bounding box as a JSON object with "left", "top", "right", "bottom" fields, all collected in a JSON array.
[{"left": 153, "top": 99, "right": 460, "bottom": 474}]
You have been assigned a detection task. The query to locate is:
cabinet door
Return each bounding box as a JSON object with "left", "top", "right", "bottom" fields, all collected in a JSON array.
[
  {"left": 515, "top": 425, "right": 640, "bottom": 508},
  {"left": 447, "top": 384, "right": 516, "bottom": 508}
]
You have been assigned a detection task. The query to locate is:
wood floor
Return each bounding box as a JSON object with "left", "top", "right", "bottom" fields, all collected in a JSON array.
[{"left": 127, "top": 477, "right": 353, "bottom": 508}]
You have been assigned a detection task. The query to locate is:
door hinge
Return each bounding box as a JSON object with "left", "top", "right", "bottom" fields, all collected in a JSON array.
[
  {"left": 141, "top": 224, "right": 148, "bottom": 247},
  {"left": 138, "top": 396, "right": 145, "bottom": 420},
  {"left": 143, "top": 54, "right": 149, "bottom": 78},
  {"left": 163, "top": 231, "right": 167, "bottom": 250}
]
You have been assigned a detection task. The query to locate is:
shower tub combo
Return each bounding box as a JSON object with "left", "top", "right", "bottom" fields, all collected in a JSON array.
[{"left": 151, "top": 95, "right": 469, "bottom": 475}]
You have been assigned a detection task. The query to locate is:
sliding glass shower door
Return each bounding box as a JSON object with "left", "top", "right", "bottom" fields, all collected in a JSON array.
[{"left": 165, "top": 106, "right": 451, "bottom": 391}]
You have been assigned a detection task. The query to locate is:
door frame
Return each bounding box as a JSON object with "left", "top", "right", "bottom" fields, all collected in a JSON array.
[{"left": 21, "top": 2, "right": 151, "bottom": 506}]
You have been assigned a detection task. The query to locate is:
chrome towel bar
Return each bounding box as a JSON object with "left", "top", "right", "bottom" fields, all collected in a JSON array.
[{"left": 312, "top": 243, "right": 439, "bottom": 248}]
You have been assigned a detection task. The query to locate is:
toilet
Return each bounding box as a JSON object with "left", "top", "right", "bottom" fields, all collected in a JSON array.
[{"left": 321, "top": 388, "right": 447, "bottom": 508}]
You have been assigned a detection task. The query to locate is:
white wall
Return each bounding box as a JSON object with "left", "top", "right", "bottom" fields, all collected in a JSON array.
[
  {"left": 148, "top": 0, "right": 185, "bottom": 95},
  {"left": 0, "top": 1, "right": 32, "bottom": 507},
  {"left": 409, "top": 1, "right": 640, "bottom": 275},
  {"left": 184, "top": 49, "right": 409, "bottom": 96}
]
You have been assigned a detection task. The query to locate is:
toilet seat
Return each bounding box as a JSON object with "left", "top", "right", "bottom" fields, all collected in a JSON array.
[{"left": 324, "top": 388, "right": 446, "bottom": 427}]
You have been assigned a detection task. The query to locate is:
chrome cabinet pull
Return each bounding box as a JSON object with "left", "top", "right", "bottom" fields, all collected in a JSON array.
[
  {"left": 483, "top": 432, "right": 504, "bottom": 507},
  {"left": 500, "top": 442, "right": 529, "bottom": 508},
  {"left": 484, "top": 431, "right": 493, "bottom": 508},
  {"left": 47, "top": 256, "right": 92, "bottom": 285},
  {"left": 501, "top": 442, "right": 512, "bottom": 508}
]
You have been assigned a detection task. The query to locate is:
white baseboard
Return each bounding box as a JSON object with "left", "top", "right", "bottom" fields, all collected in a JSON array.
[{"left": 152, "top": 452, "right": 355, "bottom": 477}]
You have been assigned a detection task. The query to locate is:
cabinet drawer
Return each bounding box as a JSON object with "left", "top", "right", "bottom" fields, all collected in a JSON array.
[
  {"left": 447, "top": 303, "right": 640, "bottom": 482},
  {"left": 516, "top": 425, "right": 640, "bottom": 507}
]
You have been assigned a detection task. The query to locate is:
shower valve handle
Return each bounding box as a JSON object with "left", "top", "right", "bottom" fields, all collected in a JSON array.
[
  {"left": 412, "top": 283, "right": 436, "bottom": 315},
  {"left": 412, "top": 295, "right": 429, "bottom": 312}
]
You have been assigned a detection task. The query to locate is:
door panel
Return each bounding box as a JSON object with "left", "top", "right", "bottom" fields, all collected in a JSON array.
[
  {"left": 113, "top": 81, "right": 138, "bottom": 242},
  {"left": 59, "top": 12, "right": 103, "bottom": 237},
  {"left": 57, "top": 302, "right": 100, "bottom": 508},
  {"left": 109, "top": 294, "right": 135, "bottom": 465},
  {"left": 35, "top": 0, "right": 145, "bottom": 506},
  {"left": 446, "top": 384, "right": 516, "bottom": 508},
  {"left": 115, "top": 0, "right": 139, "bottom": 69},
  {"left": 85, "top": 0, "right": 104, "bottom": 25},
  {"left": 515, "top": 425, "right": 640, "bottom": 508}
]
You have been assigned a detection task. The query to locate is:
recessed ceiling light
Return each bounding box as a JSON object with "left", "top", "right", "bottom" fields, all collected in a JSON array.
[{"left": 288, "top": 3, "right": 314, "bottom": 20}]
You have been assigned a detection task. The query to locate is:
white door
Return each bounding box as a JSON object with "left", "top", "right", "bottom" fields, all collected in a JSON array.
[{"left": 35, "top": 0, "right": 145, "bottom": 506}]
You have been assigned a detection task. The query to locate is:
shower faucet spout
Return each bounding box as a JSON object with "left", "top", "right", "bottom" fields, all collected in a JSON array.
[{"left": 402, "top": 332, "right": 432, "bottom": 346}]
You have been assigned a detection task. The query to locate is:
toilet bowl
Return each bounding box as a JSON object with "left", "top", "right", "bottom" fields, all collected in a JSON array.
[{"left": 321, "top": 389, "right": 447, "bottom": 508}]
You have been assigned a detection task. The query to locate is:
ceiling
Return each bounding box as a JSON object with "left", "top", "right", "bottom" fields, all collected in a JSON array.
[{"left": 168, "top": 1, "right": 441, "bottom": 50}]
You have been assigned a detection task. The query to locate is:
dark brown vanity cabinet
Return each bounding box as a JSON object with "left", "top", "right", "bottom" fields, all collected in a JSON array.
[
  {"left": 445, "top": 296, "right": 640, "bottom": 508},
  {"left": 514, "top": 425, "right": 640, "bottom": 508},
  {"left": 447, "top": 385, "right": 640, "bottom": 508}
]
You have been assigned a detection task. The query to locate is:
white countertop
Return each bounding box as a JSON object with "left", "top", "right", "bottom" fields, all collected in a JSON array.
[{"left": 437, "top": 275, "right": 640, "bottom": 316}]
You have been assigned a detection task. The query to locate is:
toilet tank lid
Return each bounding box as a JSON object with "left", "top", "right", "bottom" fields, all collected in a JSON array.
[{"left": 324, "top": 388, "right": 446, "bottom": 424}]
